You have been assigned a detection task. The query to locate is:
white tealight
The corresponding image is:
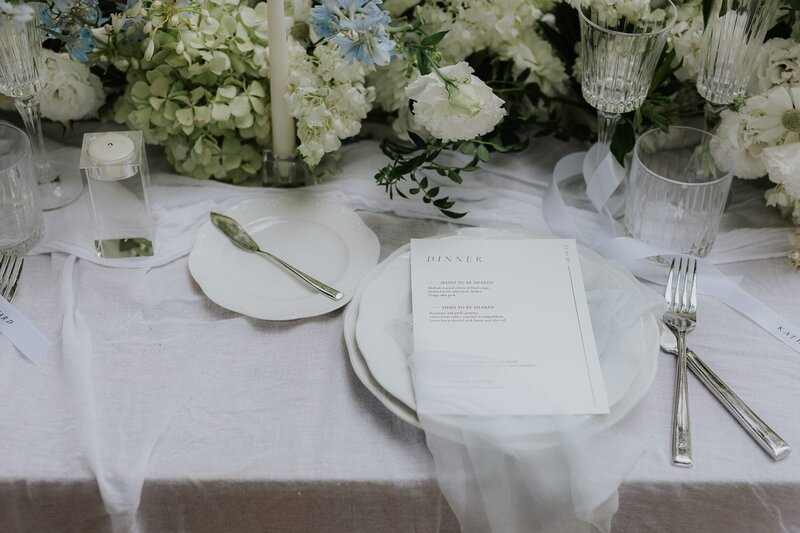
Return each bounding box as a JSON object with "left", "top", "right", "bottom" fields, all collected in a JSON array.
[
  {"left": 87, "top": 133, "right": 137, "bottom": 180},
  {"left": 88, "top": 133, "right": 135, "bottom": 163}
]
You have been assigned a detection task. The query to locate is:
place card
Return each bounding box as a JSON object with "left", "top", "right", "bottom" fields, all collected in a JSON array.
[
  {"left": 0, "top": 295, "right": 52, "bottom": 364},
  {"left": 410, "top": 238, "right": 608, "bottom": 416}
]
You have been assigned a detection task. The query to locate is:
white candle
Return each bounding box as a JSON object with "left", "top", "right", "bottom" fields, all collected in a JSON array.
[
  {"left": 88, "top": 133, "right": 137, "bottom": 180},
  {"left": 267, "top": 0, "right": 297, "bottom": 161}
]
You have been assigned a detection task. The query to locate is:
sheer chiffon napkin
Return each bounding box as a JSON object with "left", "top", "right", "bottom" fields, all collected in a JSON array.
[{"left": 403, "top": 251, "right": 665, "bottom": 532}]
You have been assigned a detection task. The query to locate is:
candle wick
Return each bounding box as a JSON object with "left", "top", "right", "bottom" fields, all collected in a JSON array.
[{"left": 108, "top": 143, "right": 113, "bottom": 147}]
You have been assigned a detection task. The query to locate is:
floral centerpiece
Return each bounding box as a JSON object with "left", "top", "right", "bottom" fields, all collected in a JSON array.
[{"left": 1, "top": 0, "right": 800, "bottom": 262}]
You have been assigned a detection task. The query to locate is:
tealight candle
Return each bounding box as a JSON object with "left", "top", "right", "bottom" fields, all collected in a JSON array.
[{"left": 87, "top": 133, "right": 137, "bottom": 180}]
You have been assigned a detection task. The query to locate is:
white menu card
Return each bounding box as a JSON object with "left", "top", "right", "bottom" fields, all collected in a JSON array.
[{"left": 410, "top": 238, "right": 608, "bottom": 416}]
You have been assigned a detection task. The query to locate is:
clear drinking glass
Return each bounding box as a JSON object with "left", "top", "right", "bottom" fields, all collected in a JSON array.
[
  {"left": 0, "top": 8, "right": 83, "bottom": 210},
  {"left": 579, "top": 1, "right": 677, "bottom": 147},
  {"left": 0, "top": 122, "right": 43, "bottom": 255},
  {"left": 624, "top": 126, "right": 733, "bottom": 257},
  {"left": 697, "top": 0, "right": 781, "bottom": 129}
]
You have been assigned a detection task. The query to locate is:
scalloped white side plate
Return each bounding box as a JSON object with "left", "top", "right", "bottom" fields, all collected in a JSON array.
[{"left": 189, "top": 195, "right": 379, "bottom": 320}]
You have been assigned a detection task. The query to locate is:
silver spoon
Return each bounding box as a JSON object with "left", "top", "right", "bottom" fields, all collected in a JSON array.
[
  {"left": 660, "top": 326, "right": 790, "bottom": 461},
  {"left": 210, "top": 212, "right": 344, "bottom": 301}
]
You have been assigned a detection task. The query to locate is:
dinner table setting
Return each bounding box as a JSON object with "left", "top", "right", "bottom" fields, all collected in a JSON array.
[{"left": 1, "top": 0, "right": 800, "bottom": 532}]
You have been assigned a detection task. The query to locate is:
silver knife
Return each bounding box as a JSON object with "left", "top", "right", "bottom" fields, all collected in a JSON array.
[
  {"left": 210, "top": 212, "right": 344, "bottom": 301},
  {"left": 660, "top": 327, "right": 790, "bottom": 461}
]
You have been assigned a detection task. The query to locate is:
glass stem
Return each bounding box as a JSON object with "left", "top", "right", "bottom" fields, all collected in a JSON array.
[
  {"left": 14, "top": 94, "right": 56, "bottom": 185},
  {"left": 703, "top": 101, "right": 726, "bottom": 132},
  {"left": 597, "top": 110, "right": 620, "bottom": 147}
]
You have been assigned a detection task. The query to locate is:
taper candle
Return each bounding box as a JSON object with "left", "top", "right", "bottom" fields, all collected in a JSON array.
[{"left": 267, "top": 0, "right": 297, "bottom": 160}]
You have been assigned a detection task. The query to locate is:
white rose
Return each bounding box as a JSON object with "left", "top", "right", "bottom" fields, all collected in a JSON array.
[
  {"left": 39, "top": 50, "right": 105, "bottom": 124},
  {"left": 762, "top": 142, "right": 800, "bottom": 197},
  {"left": 405, "top": 62, "right": 506, "bottom": 143}
]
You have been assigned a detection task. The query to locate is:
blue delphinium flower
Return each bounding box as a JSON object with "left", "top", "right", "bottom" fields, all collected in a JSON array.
[
  {"left": 308, "top": 0, "right": 395, "bottom": 70},
  {"left": 65, "top": 27, "right": 95, "bottom": 63}
]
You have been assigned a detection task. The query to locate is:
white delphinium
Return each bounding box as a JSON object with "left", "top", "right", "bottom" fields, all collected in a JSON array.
[
  {"left": 752, "top": 38, "right": 800, "bottom": 94},
  {"left": 405, "top": 61, "right": 506, "bottom": 142},
  {"left": 287, "top": 41, "right": 375, "bottom": 166},
  {"left": 39, "top": 50, "right": 105, "bottom": 124},
  {"left": 670, "top": 0, "right": 703, "bottom": 82},
  {"left": 383, "top": 0, "right": 422, "bottom": 17},
  {"left": 565, "top": 0, "right": 651, "bottom": 26},
  {"left": 416, "top": 0, "right": 568, "bottom": 97}
]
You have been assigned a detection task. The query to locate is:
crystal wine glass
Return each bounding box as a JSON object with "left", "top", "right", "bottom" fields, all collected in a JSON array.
[
  {"left": 0, "top": 9, "right": 83, "bottom": 210},
  {"left": 579, "top": 2, "right": 677, "bottom": 149},
  {"left": 696, "top": 0, "right": 781, "bottom": 130}
]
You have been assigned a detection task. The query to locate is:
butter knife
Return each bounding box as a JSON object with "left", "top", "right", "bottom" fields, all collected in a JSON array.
[
  {"left": 210, "top": 212, "right": 344, "bottom": 301},
  {"left": 660, "top": 328, "right": 790, "bottom": 461}
]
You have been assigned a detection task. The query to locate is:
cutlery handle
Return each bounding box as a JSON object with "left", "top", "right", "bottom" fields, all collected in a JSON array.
[
  {"left": 686, "top": 349, "right": 791, "bottom": 461},
  {"left": 258, "top": 251, "right": 344, "bottom": 301},
  {"left": 672, "top": 330, "right": 692, "bottom": 467}
]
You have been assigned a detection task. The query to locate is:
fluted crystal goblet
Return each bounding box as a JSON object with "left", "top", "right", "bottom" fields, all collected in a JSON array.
[
  {"left": 0, "top": 9, "right": 83, "bottom": 209},
  {"left": 697, "top": 0, "right": 780, "bottom": 129},
  {"left": 579, "top": 2, "right": 677, "bottom": 148}
]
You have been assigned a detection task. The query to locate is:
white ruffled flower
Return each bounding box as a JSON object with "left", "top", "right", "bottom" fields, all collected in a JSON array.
[
  {"left": 762, "top": 143, "right": 800, "bottom": 198},
  {"left": 714, "top": 86, "right": 800, "bottom": 180},
  {"left": 405, "top": 62, "right": 506, "bottom": 142},
  {"left": 39, "top": 50, "right": 105, "bottom": 124},
  {"left": 752, "top": 38, "right": 800, "bottom": 94}
]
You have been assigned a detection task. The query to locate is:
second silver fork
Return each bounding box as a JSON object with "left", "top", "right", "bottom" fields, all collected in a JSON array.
[
  {"left": 0, "top": 254, "right": 24, "bottom": 303},
  {"left": 663, "top": 257, "right": 697, "bottom": 468}
]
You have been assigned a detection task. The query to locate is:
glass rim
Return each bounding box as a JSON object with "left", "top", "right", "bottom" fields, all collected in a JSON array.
[
  {"left": 633, "top": 125, "right": 734, "bottom": 187},
  {"left": 0, "top": 121, "right": 32, "bottom": 175},
  {"left": 578, "top": 0, "right": 677, "bottom": 37}
]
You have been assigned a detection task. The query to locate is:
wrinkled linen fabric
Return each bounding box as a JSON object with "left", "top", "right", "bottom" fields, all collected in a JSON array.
[{"left": 0, "top": 134, "right": 797, "bottom": 532}]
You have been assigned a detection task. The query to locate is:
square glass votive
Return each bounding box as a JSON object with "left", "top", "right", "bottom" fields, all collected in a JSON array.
[
  {"left": 262, "top": 149, "right": 313, "bottom": 188},
  {"left": 79, "top": 131, "right": 155, "bottom": 258},
  {"left": 623, "top": 126, "right": 733, "bottom": 258}
]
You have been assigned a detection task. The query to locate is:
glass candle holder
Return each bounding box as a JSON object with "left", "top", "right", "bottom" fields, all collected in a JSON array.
[
  {"left": 262, "top": 149, "right": 313, "bottom": 188},
  {"left": 80, "top": 131, "right": 155, "bottom": 258},
  {"left": 624, "top": 126, "right": 733, "bottom": 258}
]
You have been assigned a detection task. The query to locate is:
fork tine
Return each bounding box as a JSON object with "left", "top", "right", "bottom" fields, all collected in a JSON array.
[
  {"left": 688, "top": 258, "right": 698, "bottom": 314},
  {"left": 676, "top": 257, "right": 686, "bottom": 312},
  {"left": 0, "top": 255, "right": 12, "bottom": 299},
  {"left": 4, "top": 257, "right": 23, "bottom": 303},
  {"left": 665, "top": 258, "right": 676, "bottom": 307}
]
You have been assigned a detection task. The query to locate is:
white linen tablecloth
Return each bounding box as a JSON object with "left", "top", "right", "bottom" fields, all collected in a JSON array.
[{"left": 0, "top": 134, "right": 799, "bottom": 532}]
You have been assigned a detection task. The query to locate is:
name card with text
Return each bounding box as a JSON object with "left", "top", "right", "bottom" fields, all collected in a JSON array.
[{"left": 410, "top": 238, "right": 608, "bottom": 416}]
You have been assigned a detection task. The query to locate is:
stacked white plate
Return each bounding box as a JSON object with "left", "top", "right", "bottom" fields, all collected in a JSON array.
[{"left": 344, "top": 228, "right": 662, "bottom": 431}]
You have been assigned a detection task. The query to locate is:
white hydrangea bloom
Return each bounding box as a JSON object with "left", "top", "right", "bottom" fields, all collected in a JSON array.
[
  {"left": 287, "top": 41, "right": 375, "bottom": 166},
  {"left": 752, "top": 38, "right": 800, "bottom": 94},
  {"left": 39, "top": 50, "right": 105, "bottom": 124},
  {"left": 405, "top": 61, "right": 506, "bottom": 142}
]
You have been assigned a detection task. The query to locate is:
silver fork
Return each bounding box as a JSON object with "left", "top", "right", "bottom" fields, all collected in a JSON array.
[
  {"left": 0, "top": 254, "right": 24, "bottom": 303},
  {"left": 663, "top": 257, "right": 697, "bottom": 468}
]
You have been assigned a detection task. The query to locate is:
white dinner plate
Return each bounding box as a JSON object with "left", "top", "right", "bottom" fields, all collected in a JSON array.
[
  {"left": 189, "top": 195, "right": 379, "bottom": 320},
  {"left": 347, "top": 228, "right": 662, "bottom": 429}
]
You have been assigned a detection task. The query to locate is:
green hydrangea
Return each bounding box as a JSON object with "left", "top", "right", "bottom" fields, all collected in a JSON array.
[{"left": 104, "top": 0, "right": 272, "bottom": 182}]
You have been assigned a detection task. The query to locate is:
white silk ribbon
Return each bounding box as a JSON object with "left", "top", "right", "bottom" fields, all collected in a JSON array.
[{"left": 544, "top": 148, "right": 800, "bottom": 355}]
